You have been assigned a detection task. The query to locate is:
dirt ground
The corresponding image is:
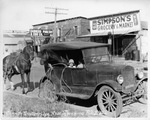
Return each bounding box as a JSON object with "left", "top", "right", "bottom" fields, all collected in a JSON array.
[{"left": 2, "top": 58, "right": 148, "bottom": 118}]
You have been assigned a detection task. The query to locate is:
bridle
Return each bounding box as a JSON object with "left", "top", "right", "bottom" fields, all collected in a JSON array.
[{"left": 25, "top": 45, "right": 35, "bottom": 61}]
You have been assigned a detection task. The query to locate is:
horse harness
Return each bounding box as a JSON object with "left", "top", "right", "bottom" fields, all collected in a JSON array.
[
  {"left": 7, "top": 52, "right": 31, "bottom": 75},
  {"left": 45, "top": 63, "right": 72, "bottom": 93}
]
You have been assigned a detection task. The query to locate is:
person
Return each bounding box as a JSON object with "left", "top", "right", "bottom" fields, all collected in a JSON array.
[
  {"left": 68, "top": 59, "right": 76, "bottom": 68},
  {"left": 77, "top": 61, "right": 84, "bottom": 68},
  {"left": 4, "top": 48, "right": 10, "bottom": 58}
]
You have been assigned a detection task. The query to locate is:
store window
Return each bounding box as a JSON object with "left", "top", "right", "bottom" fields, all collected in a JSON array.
[
  {"left": 58, "top": 28, "right": 61, "bottom": 37},
  {"left": 74, "top": 26, "right": 78, "bottom": 35}
]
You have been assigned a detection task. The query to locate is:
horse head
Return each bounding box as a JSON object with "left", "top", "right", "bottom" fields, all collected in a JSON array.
[
  {"left": 39, "top": 49, "right": 63, "bottom": 65},
  {"left": 23, "top": 45, "right": 35, "bottom": 61}
]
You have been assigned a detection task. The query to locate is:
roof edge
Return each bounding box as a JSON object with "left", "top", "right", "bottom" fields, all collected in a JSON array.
[
  {"left": 33, "top": 16, "right": 87, "bottom": 26},
  {"left": 88, "top": 10, "right": 140, "bottom": 20}
]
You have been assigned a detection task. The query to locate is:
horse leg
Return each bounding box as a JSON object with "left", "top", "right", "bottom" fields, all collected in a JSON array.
[
  {"left": 20, "top": 73, "right": 26, "bottom": 94},
  {"left": 26, "top": 71, "right": 31, "bottom": 92},
  {"left": 3, "top": 66, "right": 9, "bottom": 90},
  {"left": 8, "top": 73, "right": 14, "bottom": 90},
  {"left": 3, "top": 70, "right": 8, "bottom": 90}
]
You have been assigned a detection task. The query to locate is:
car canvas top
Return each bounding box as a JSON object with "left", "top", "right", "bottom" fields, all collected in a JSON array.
[{"left": 40, "top": 41, "right": 109, "bottom": 51}]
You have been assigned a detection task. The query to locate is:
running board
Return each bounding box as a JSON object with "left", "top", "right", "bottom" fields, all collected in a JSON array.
[{"left": 56, "top": 92, "right": 90, "bottom": 100}]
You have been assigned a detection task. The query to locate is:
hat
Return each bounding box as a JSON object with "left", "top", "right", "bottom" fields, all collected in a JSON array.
[{"left": 69, "top": 59, "right": 74, "bottom": 63}]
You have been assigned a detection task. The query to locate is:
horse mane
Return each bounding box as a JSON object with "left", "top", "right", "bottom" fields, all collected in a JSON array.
[
  {"left": 22, "top": 45, "right": 31, "bottom": 53},
  {"left": 40, "top": 49, "right": 66, "bottom": 64},
  {"left": 41, "top": 49, "right": 59, "bottom": 60}
]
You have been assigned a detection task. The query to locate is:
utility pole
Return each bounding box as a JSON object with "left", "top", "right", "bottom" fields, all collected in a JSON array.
[
  {"left": 45, "top": 7, "right": 68, "bottom": 42},
  {"left": 111, "top": 14, "right": 115, "bottom": 56}
]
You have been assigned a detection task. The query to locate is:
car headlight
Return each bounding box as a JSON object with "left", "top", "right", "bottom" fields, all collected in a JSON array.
[
  {"left": 137, "top": 71, "right": 144, "bottom": 79},
  {"left": 117, "top": 75, "right": 124, "bottom": 84}
]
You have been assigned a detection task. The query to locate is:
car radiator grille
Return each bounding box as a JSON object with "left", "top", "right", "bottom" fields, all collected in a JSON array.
[{"left": 121, "top": 66, "right": 136, "bottom": 93}]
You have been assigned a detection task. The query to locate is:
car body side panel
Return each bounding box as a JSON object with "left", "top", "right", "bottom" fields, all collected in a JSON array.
[
  {"left": 85, "top": 69, "right": 97, "bottom": 87},
  {"left": 61, "top": 63, "right": 122, "bottom": 95},
  {"left": 71, "top": 68, "right": 87, "bottom": 85},
  {"left": 85, "top": 64, "right": 119, "bottom": 85},
  {"left": 62, "top": 68, "right": 72, "bottom": 86}
]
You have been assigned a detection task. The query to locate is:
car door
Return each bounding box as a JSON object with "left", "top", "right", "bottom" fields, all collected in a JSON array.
[
  {"left": 63, "top": 67, "right": 72, "bottom": 86},
  {"left": 62, "top": 67, "right": 87, "bottom": 94},
  {"left": 71, "top": 68, "right": 87, "bottom": 85}
]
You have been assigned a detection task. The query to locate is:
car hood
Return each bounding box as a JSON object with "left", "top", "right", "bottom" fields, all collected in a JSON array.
[{"left": 87, "top": 62, "right": 128, "bottom": 75}]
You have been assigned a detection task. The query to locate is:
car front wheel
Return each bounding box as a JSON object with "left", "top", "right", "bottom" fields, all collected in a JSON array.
[
  {"left": 97, "top": 86, "right": 123, "bottom": 117},
  {"left": 136, "top": 80, "right": 147, "bottom": 104}
]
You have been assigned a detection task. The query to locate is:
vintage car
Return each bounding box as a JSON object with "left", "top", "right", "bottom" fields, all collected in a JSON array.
[{"left": 39, "top": 41, "right": 147, "bottom": 117}]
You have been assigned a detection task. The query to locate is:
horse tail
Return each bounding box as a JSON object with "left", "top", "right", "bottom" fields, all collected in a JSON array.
[{"left": 3, "top": 56, "right": 10, "bottom": 74}]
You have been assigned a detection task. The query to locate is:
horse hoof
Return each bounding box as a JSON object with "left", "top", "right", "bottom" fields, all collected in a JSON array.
[
  {"left": 10, "top": 82, "right": 14, "bottom": 90},
  {"left": 11, "top": 87, "right": 15, "bottom": 91},
  {"left": 27, "top": 88, "right": 32, "bottom": 93},
  {"left": 13, "top": 87, "right": 16, "bottom": 90},
  {"left": 3, "top": 85, "right": 6, "bottom": 91}
]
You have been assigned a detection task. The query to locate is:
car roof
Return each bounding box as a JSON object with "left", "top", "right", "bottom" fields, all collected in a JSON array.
[{"left": 40, "top": 41, "right": 109, "bottom": 51}]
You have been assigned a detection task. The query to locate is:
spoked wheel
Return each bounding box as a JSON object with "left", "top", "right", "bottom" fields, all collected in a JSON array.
[
  {"left": 97, "top": 86, "right": 123, "bottom": 117},
  {"left": 39, "top": 79, "right": 57, "bottom": 102},
  {"left": 136, "top": 80, "right": 147, "bottom": 104}
]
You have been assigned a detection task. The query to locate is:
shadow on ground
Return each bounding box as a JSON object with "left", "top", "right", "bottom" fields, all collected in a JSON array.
[
  {"left": 14, "top": 82, "right": 39, "bottom": 91},
  {"left": 14, "top": 81, "right": 98, "bottom": 108},
  {"left": 62, "top": 96, "right": 98, "bottom": 108}
]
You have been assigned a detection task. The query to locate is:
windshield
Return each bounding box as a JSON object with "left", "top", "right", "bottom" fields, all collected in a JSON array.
[
  {"left": 90, "top": 54, "right": 110, "bottom": 63},
  {"left": 83, "top": 47, "right": 110, "bottom": 64}
]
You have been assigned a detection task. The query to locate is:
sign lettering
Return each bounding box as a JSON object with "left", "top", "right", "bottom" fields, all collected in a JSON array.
[{"left": 90, "top": 12, "right": 141, "bottom": 34}]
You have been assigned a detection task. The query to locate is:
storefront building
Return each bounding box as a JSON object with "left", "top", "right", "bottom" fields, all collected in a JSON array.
[
  {"left": 31, "top": 10, "right": 148, "bottom": 61},
  {"left": 31, "top": 16, "right": 90, "bottom": 44},
  {"left": 79, "top": 10, "right": 148, "bottom": 61}
]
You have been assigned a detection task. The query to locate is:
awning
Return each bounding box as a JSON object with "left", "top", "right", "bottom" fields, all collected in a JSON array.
[{"left": 78, "top": 31, "right": 137, "bottom": 38}]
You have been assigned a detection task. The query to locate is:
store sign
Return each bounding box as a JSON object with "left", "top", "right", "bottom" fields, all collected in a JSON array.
[
  {"left": 90, "top": 12, "right": 141, "bottom": 34},
  {"left": 30, "top": 29, "right": 53, "bottom": 36},
  {"left": 42, "top": 29, "right": 53, "bottom": 36},
  {"left": 30, "top": 29, "right": 42, "bottom": 36}
]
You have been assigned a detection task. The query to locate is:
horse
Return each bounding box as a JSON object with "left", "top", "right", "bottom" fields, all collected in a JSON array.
[
  {"left": 39, "top": 49, "right": 68, "bottom": 97},
  {"left": 39, "top": 49, "right": 67, "bottom": 72},
  {"left": 3, "top": 45, "right": 35, "bottom": 94}
]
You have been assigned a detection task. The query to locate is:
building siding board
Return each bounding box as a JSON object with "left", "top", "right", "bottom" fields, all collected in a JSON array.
[
  {"left": 32, "top": 17, "right": 90, "bottom": 42},
  {"left": 80, "top": 18, "right": 90, "bottom": 35}
]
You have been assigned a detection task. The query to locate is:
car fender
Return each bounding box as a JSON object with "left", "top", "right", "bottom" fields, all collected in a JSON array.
[
  {"left": 141, "top": 77, "right": 148, "bottom": 82},
  {"left": 136, "top": 77, "right": 148, "bottom": 88},
  {"left": 94, "top": 80, "right": 122, "bottom": 97}
]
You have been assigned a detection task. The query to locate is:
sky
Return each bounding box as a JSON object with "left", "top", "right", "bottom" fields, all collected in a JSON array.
[{"left": 0, "top": 0, "right": 150, "bottom": 31}]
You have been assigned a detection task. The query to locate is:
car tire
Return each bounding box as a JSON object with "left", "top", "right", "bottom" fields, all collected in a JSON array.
[
  {"left": 39, "top": 79, "right": 57, "bottom": 102},
  {"left": 136, "top": 80, "right": 147, "bottom": 104},
  {"left": 97, "top": 86, "right": 123, "bottom": 117}
]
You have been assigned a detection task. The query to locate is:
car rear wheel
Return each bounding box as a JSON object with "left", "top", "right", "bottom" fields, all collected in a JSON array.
[
  {"left": 97, "top": 86, "right": 123, "bottom": 117},
  {"left": 39, "top": 79, "right": 57, "bottom": 102}
]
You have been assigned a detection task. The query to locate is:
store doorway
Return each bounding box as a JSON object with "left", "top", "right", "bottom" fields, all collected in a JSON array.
[{"left": 114, "top": 38, "right": 123, "bottom": 56}]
